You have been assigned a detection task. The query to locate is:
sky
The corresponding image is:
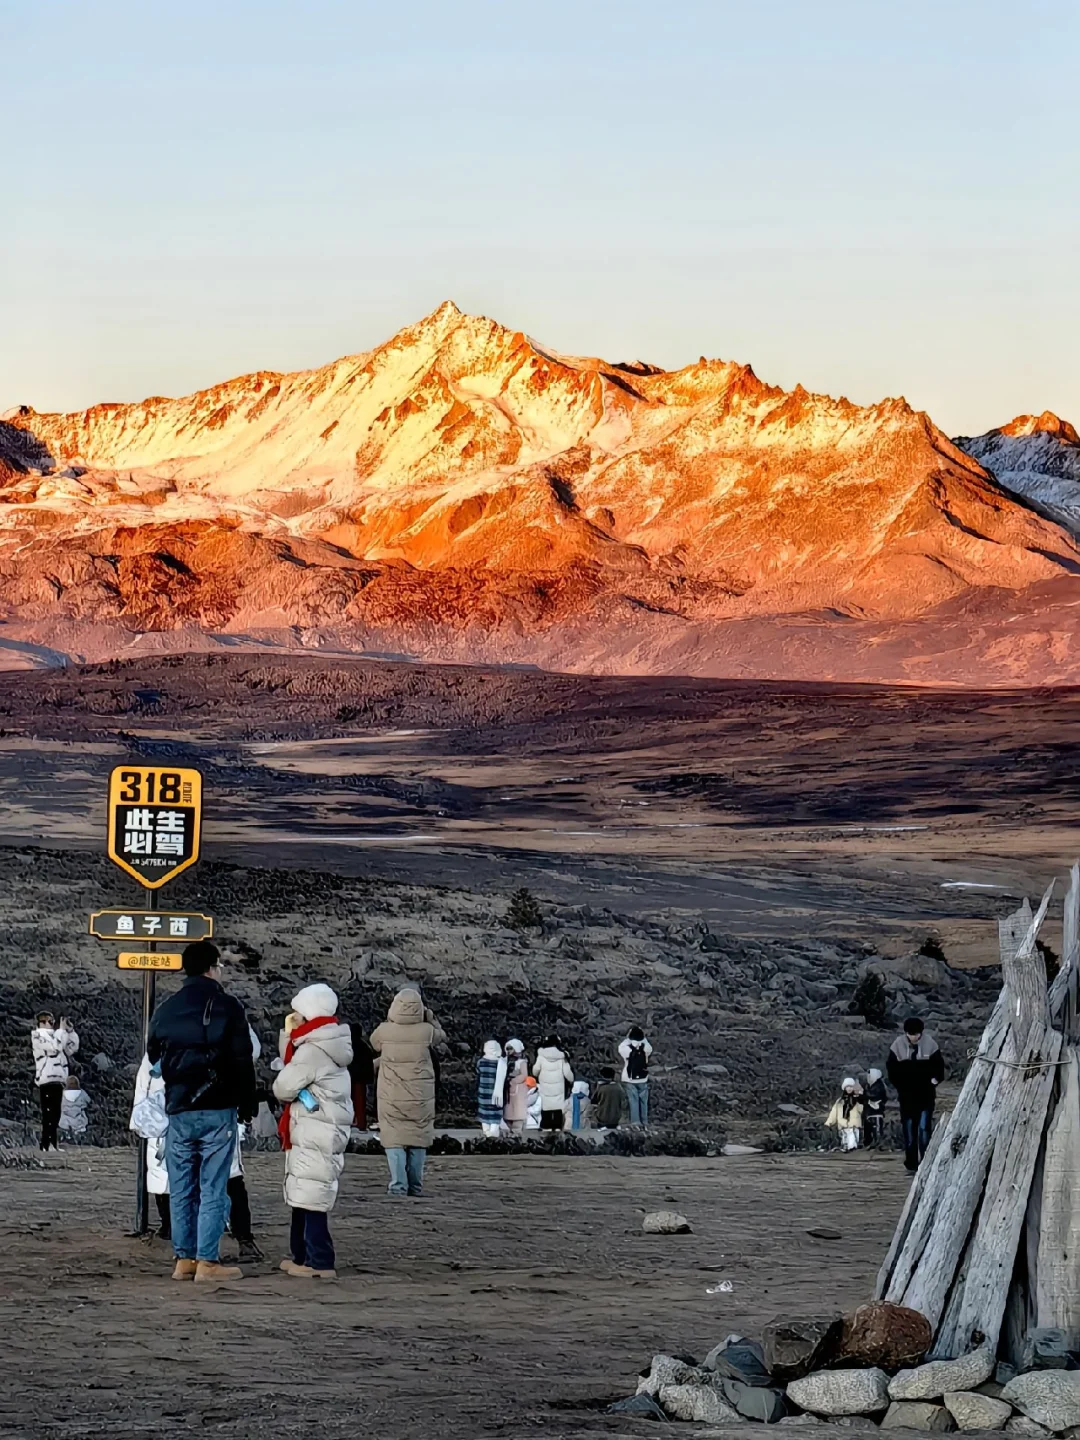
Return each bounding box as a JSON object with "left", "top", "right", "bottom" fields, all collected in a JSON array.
[{"left": 2, "top": 0, "right": 1077, "bottom": 436}]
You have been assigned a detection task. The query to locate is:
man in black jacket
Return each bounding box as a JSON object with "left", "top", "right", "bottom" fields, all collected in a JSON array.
[
  {"left": 147, "top": 941, "right": 256, "bottom": 1283},
  {"left": 886, "top": 1017, "right": 945, "bottom": 1173}
]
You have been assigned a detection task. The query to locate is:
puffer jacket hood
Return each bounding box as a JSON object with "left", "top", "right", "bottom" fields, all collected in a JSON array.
[
  {"left": 483, "top": 1039, "right": 503, "bottom": 1061},
  {"left": 272, "top": 1019, "right": 353, "bottom": 1212},
  {"left": 388, "top": 988, "right": 425, "bottom": 1024},
  {"left": 292, "top": 983, "right": 339, "bottom": 1021}
]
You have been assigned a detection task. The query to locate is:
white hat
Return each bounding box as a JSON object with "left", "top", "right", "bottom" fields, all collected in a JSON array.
[
  {"left": 291, "top": 983, "right": 338, "bottom": 1021},
  {"left": 867, "top": 1067, "right": 882, "bottom": 1083},
  {"left": 842, "top": 1077, "right": 857, "bottom": 1089},
  {"left": 483, "top": 1039, "right": 503, "bottom": 1060}
]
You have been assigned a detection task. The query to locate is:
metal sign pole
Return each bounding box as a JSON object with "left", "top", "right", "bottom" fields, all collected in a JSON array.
[{"left": 134, "top": 885, "right": 159, "bottom": 1236}]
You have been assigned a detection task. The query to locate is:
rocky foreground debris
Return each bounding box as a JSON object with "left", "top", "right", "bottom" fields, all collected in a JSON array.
[{"left": 613, "top": 1305, "right": 1080, "bottom": 1432}]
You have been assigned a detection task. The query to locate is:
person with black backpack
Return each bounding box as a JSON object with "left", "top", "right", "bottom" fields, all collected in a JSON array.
[{"left": 618, "top": 1026, "right": 653, "bottom": 1128}]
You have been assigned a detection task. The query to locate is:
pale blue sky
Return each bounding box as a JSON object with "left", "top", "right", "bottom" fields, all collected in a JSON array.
[{"left": 3, "top": 0, "right": 1077, "bottom": 435}]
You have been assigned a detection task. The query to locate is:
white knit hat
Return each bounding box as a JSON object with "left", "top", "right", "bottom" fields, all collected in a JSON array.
[
  {"left": 842, "top": 1076, "right": 857, "bottom": 1089},
  {"left": 291, "top": 983, "right": 338, "bottom": 1020}
]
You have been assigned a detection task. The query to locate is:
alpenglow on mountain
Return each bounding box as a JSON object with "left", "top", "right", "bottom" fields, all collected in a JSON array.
[{"left": 1, "top": 302, "right": 1078, "bottom": 683}]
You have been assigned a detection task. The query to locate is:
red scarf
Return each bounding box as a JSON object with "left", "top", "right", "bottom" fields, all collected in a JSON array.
[{"left": 277, "top": 1014, "right": 338, "bottom": 1151}]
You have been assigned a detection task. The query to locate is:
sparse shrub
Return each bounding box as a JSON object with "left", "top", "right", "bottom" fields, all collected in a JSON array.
[
  {"left": 919, "top": 936, "right": 947, "bottom": 963},
  {"left": 850, "top": 971, "right": 888, "bottom": 1027},
  {"left": 506, "top": 887, "right": 543, "bottom": 932}
]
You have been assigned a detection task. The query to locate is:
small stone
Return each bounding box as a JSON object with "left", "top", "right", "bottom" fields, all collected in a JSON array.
[
  {"left": 833, "top": 1302, "right": 932, "bottom": 1371},
  {"left": 607, "top": 1393, "right": 668, "bottom": 1420},
  {"left": 881, "top": 1401, "right": 955, "bottom": 1432},
  {"left": 1006, "top": 1418, "right": 1052, "bottom": 1438},
  {"left": 780, "top": 1418, "right": 824, "bottom": 1427},
  {"left": 1022, "top": 1331, "right": 1074, "bottom": 1373},
  {"left": 643, "top": 1210, "right": 692, "bottom": 1234},
  {"left": 659, "top": 1383, "right": 740, "bottom": 1424},
  {"left": 764, "top": 1316, "right": 845, "bottom": 1383},
  {"left": 808, "top": 1228, "right": 844, "bottom": 1241},
  {"left": 722, "top": 1143, "right": 763, "bottom": 1155},
  {"left": 1002, "top": 1372, "right": 1080, "bottom": 1432},
  {"left": 786, "top": 1369, "right": 891, "bottom": 1417},
  {"left": 944, "top": 1391, "right": 1012, "bottom": 1432},
  {"left": 638, "top": 1355, "right": 709, "bottom": 1397},
  {"left": 828, "top": 1418, "right": 874, "bottom": 1429},
  {"left": 891, "top": 1351, "right": 996, "bottom": 1402}
]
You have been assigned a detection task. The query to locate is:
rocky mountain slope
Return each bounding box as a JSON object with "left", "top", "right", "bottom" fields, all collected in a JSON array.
[
  {"left": 954, "top": 411, "right": 1080, "bottom": 538},
  {"left": 2, "top": 304, "right": 1079, "bottom": 682}
]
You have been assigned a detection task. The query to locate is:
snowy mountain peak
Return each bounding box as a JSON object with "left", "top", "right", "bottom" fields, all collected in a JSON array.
[
  {"left": 954, "top": 411, "right": 1080, "bottom": 538},
  {"left": 999, "top": 411, "right": 1080, "bottom": 444}
]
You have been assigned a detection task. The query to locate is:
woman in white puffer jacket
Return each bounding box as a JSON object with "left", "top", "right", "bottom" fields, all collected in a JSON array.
[
  {"left": 272, "top": 984, "right": 353, "bottom": 1279},
  {"left": 532, "top": 1036, "right": 573, "bottom": 1132}
]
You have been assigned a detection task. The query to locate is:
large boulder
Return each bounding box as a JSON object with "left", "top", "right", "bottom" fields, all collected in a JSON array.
[
  {"left": 1001, "top": 1373, "right": 1080, "bottom": 1432},
  {"left": 891, "top": 1350, "right": 996, "bottom": 1401},
  {"left": 659, "top": 1383, "right": 739, "bottom": 1424},
  {"left": 944, "top": 1392, "right": 1013, "bottom": 1432},
  {"left": 720, "top": 1376, "right": 787, "bottom": 1423},
  {"left": 832, "top": 1303, "right": 933, "bottom": 1371},
  {"left": 881, "top": 1401, "right": 955, "bottom": 1431},
  {"left": 1006, "top": 1418, "right": 1052, "bottom": 1437},
  {"left": 707, "top": 1338, "right": 773, "bottom": 1387},
  {"left": 786, "top": 1369, "right": 891, "bottom": 1417},
  {"left": 638, "top": 1354, "right": 709, "bottom": 1397},
  {"left": 764, "top": 1316, "right": 845, "bottom": 1382},
  {"left": 643, "top": 1210, "right": 692, "bottom": 1234}
]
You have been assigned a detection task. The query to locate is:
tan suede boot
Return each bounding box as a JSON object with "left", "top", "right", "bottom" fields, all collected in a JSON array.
[
  {"left": 194, "top": 1260, "right": 243, "bottom": 1284},
  {"left": 279, "top": 1260, "right": 314, "bottom": 1277},
  {"left": 171, "top": 1259, "right": 198, "bottom": 1281}
]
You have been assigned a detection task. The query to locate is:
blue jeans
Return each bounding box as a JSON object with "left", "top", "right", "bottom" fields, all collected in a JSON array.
[
  {"left": 290, "top": 1207, "right": 335, "bottom": 1270},
  {"left": 625, "top": 1082, "right": 649, "bottom": 1127},
  {"left": 902, "top": 1108, "right": 933, "bottom": 1170},
  {"left": 165, "top": 1108, "right": 237, "bottom": 1262},
  {"left": 385, "top": 1146, "right": 426, "bottom": 1196}
]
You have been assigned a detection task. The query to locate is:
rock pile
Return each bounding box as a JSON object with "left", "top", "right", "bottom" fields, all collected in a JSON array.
[{"left": 611, "top": 1304, "right": 1080, "bottom": 1432}]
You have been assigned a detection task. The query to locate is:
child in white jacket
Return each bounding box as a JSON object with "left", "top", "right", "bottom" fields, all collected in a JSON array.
[
  {"left": 31, "top": 1012, "right": 79, "bottom": 1152},
  {"left": 825, "top": 1078, "right": 865, "bottom": 1151},
  {"left": 273, "top": 984, "right": 353, "bottom": 1280}
]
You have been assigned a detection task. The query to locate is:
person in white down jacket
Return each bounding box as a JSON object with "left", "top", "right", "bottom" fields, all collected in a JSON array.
[
  {"left": 59, "top": 1075, "right": 90, "bottom": 1137},
  {"left": 272, "top": 984, "right": 353, "bottom": 1279},
  {"left": 131, "top": 1027, "right": 265, "bottom": 1260},
  {"left": 532, "top": 1036, "right": 573, "bottom": 1132},
  {"left": 31, "top": 1012, "right": 79, "bottom": 1152}
]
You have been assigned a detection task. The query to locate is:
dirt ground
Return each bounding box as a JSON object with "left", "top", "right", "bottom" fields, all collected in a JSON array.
[{"left": 0, "top": 1150, "right": 910, "bottom": 1440}]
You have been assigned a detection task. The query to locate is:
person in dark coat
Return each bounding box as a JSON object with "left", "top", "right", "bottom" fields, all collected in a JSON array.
[
  {"left": 862, "top": 1067, "right": 887, "bottom": 1147},
  {"left": 347, "top": 1024, "right": 375, "bottom": 1132},
  {"left": 886, "top": 1017, "right": 945, "bottom": 1172},
  {"left": 147, "top": 942, "right": 256, "bottom": 1283},
  {"left": 592, "top": 1067, "right": 626, "bottom": 1129}
]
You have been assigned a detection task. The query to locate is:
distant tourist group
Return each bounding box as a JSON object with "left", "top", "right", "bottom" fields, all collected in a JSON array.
[
  {"left": 823, "top": 1016, "right": 945, "bottom": 1171},
  {"left": 475, "top": 1027, "right": 652, "bottom": 1137}
]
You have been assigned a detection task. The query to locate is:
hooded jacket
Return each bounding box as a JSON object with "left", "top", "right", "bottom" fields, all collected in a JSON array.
[
  {"left": 59, "top": 1087, "right": 89, "bottom": 1135},
  {"left": 31, "top": 1024, "right": 79, "bottom": 1087},
  {"left": 863, "top": 1070, "right": 888, "bottom": 1115},
  {"left": 887, "top": 1031, "right": 945, "bottom": 1109},
  {"left": 477, "top": 1040, "right": 505, "bottom": 1126},
  {"left": 147, "top": 974, "right": 256, "bottom": 1119},
  {"left": 503, "top": 1042, "right": 530, "bottom": 1123},
  {"left": 133, "top": 1027, "right": 261, "bottom": 1194},
  {"left": 272, "top": 985, "right": 353, "bottom": 1213},
  {"left": 533, "top": 1045, "right": 573, "bottom": 1111},
  {"left": 370, "top": 990, "right": 446, "bottom": 1149}
]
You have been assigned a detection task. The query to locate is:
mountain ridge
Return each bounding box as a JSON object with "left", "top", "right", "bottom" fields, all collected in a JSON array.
[{"left": 2, "top": 303, "right": 1079, "bottom": 684}]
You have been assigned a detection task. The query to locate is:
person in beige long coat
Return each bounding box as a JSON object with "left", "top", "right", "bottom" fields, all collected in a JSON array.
[{"left": 370, "top": 988, "right": 446, "bottom": 1197}]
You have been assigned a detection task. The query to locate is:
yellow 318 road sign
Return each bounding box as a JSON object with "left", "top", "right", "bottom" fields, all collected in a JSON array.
[{"left": 107, "top": 766, "right": 203, "bottom": 889}]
